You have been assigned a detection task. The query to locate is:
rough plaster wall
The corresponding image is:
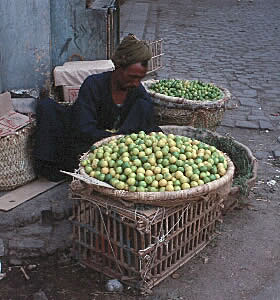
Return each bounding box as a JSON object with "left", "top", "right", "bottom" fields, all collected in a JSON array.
[
  {"left": 0, "top": 0, "right": 51, "bottom": 91},
  {"left": 50, "top": 0, "right": 108, "bottom": 68},
  {"left": 0, "top": 0, "right": 110, "bottom": 92}
]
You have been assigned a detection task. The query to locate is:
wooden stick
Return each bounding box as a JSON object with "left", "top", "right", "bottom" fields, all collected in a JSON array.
[{"left": 20, "top": 267, "right": 30, "bottom": 280}]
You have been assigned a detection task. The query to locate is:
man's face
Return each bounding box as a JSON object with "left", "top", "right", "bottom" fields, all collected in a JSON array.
[{"left": 117, "top": 63, "right": 148, "bottom": 90}]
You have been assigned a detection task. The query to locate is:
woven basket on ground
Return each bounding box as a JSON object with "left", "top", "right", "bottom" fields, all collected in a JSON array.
[
  {"left": 75, "top": 134, "right": 235, "bottom": 208},
  {"left": 142, "top": 79, "right": 231, "bottom": 130},
  {"left": 0, "top": 122, "right": 37, "bottom": 191},
  {"left": 160, "top": 125, "right": 258, "bottom": 212}
]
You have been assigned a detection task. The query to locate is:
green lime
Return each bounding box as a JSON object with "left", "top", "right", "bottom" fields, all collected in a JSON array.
[
  {"left": 105, "top": 174, "right": 112, "bottom": 182},
  {"left": 119, "top": 174, "right": 127, "bottom": 182},
  {"left": 85, "top": 166, "right": 93, "bottom": 174},
  {"left": 169, "top": 164, "right": 178, "bottom": 173},
  {"left": 209, "top": 174, "right": 216, "bottom": 181},
  {"left": 145, "top": 176, "right": 153, "bottom": 185},
  {"left": 98, "top": 173, "right": 105, "bottom": 181},
  {"left": 136, "top": 173, "right": 145, "bottom": 181},
  {"left": 81, "top": 160, "right": 88, "bottom": 167}
]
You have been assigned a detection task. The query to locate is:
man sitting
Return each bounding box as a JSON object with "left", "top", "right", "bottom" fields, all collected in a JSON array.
[{"left": 34, "top": 34, "right": 159, "bottom": 181}]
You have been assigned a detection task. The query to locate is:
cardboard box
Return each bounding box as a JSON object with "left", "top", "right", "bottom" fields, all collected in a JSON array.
[
  {"left": 0, "top": 92, "right": 30, "bottom": 137},
  {"left": 53, "top": 60, "right": 115, "bottom": 103},
  {"left": 62, "top": 86, "right": 81, "bottom": 103}
]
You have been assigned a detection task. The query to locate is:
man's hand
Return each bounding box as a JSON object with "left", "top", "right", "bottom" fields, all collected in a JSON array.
[{"left": 105, "top": 129, "right": 118, "bottom": 133}]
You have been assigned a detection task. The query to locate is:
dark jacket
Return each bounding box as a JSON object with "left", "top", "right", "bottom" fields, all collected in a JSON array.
[{"left": 34, "top": 71, "right": 159, "bottom": 181}]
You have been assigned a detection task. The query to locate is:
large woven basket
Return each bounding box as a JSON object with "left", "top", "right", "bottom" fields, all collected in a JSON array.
[
  {"left": 160, "top": 126, "right": 258, "bottom": 212},
  {"left": 143, "top": 79, "right": 231, "bottom": 130},
  {"left": 75, "top": 134, "right": 235, "bottom": 208},
  {"left": 0, "top": 122, "right": 37, "bottom": 191}
]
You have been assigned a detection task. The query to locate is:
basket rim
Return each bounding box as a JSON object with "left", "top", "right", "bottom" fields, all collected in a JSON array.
[
  {"left": 76, "top": 134, "right": 235, "bottom": 205},
  {"left": 142, "top": 79, "right": 231, "bottom": 109}
]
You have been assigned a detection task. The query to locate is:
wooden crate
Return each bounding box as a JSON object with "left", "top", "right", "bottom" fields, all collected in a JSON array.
[
  {"left": 70, "top": 189, "right": 222, "bottom": 294},
  {"left": 147, "top": 39, "right": 164, "bottom": 74}
]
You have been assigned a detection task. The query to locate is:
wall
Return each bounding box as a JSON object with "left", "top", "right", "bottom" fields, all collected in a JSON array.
[
  {"left": 50, "top": 0, "right": 108, "bottom": 68},
  {"left": 0, "top": 0, "right": 117, "bottom": 93},
  {"left": 0, "top": 0, "right": 51, "bottom": 92}
]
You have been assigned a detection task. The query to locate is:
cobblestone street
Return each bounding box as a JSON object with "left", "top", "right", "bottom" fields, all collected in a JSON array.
[{"left": 121, "top": 0, "right": 280, "bottom": 299}]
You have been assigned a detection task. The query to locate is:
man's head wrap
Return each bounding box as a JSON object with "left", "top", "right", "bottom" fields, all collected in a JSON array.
[{"left": 112, "top": 34, "right": 153, "bottom": 68}]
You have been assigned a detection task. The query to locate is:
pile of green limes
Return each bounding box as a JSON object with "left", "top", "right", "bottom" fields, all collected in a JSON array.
[
  {"left": 149, "top": 79, "right": 223, "bottom": 101},
  {"left": 80, "top": 131, "right": 228, "bottom": 192}
]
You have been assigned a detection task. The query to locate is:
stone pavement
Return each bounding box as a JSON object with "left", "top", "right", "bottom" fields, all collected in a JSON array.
[
  {"left": 120, "top": 0, "right": 280, "bottom": 159},
  {"left": 120, "top": 0, "right": 280, "bottom": 299}
]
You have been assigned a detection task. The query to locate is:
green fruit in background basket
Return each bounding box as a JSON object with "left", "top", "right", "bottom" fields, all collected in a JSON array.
[
  {"left": 80, "top": 131, "right": 229, "bottom": 192},
  {"left": 149, "top": 79, "right": 223, "bottom": 101}
]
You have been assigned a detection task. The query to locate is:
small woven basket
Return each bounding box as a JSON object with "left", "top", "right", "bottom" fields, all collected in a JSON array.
[
  {"left": 0, "top": 122, "right": 37, "bottom": 191},
  {"left": 143, "top": 79, "right": 231, "bottom": 130},
  {"left": 75, "top": 134, "right": 235, "bottom": 208}
]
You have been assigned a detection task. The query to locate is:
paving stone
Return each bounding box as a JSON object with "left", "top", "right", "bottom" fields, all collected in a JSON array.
[
  {"left": 230, "top": 82, "right": 248, "bottom": 90},
  {"left": 239, "top": 99, "right": 260, "bottom": 107},
  {"left": 220, "top": 119, "right": 235, "bottom": 128},
  {"left": 273, "top": 150, "right": 280, "bottom": 159},
  {"left": 264, "top": 95, "right": 279, "bottom": 101},
  {"left": 250, "top": 109, "right": 265, "bottom": 116},
  {"left": 243, "top": 89, "right": 257, "bottom": 97},
  {"left": 265, "top": 101, "right": 280, "bottom": 108},
  {"left": 263, "top": 87, "right": 280, "bottom": 93},
  {"left": 19, "top": 224, "right": 52, "bottom": 236},
  {"left": 236, "top": 121, "right": 259, "bottom": 129},
  {"left": 234, "top": 91, "right": 248, "bottom": 97},
  {"left": 122, "top": 2, "right": 150, "bottom": 39},
  {"left": 259, "top": 120, "right": 274, "bottom": 130},
  {"left": 9, "top": 238, "right": 44, "bottom": 250},
  {"left": 247, "top": 115, "right": 270, "bottom": 121},
  {"left": 237, "top": 106, "right": 251, "bottom": 113},
  {"left": 249, "top": 85, "right": 261, "bottom": 89},
  {"left": 234, "top": 115, "right": 249, "bottom": 121},
  {"left": 0, "top": 239, "right": 4, "bottom": 256},
  {"left": 254, "top": 151, "right": 269, "bottom": 160},
  {"left": 277, "top": 136, "right": 280, "bottom": 143}
]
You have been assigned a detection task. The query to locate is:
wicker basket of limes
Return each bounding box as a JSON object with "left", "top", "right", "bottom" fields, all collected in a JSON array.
[
  {"left": 73, "top": 130, "right": 235, "bottom": 208},
  {"left": 143, "top": 79, "right": 231, "bottom": 130}
]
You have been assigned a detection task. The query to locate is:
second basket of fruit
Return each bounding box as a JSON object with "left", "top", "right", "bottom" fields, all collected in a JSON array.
[{"left": 143, "top": 79, "right": 231, "bottom": 130}]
